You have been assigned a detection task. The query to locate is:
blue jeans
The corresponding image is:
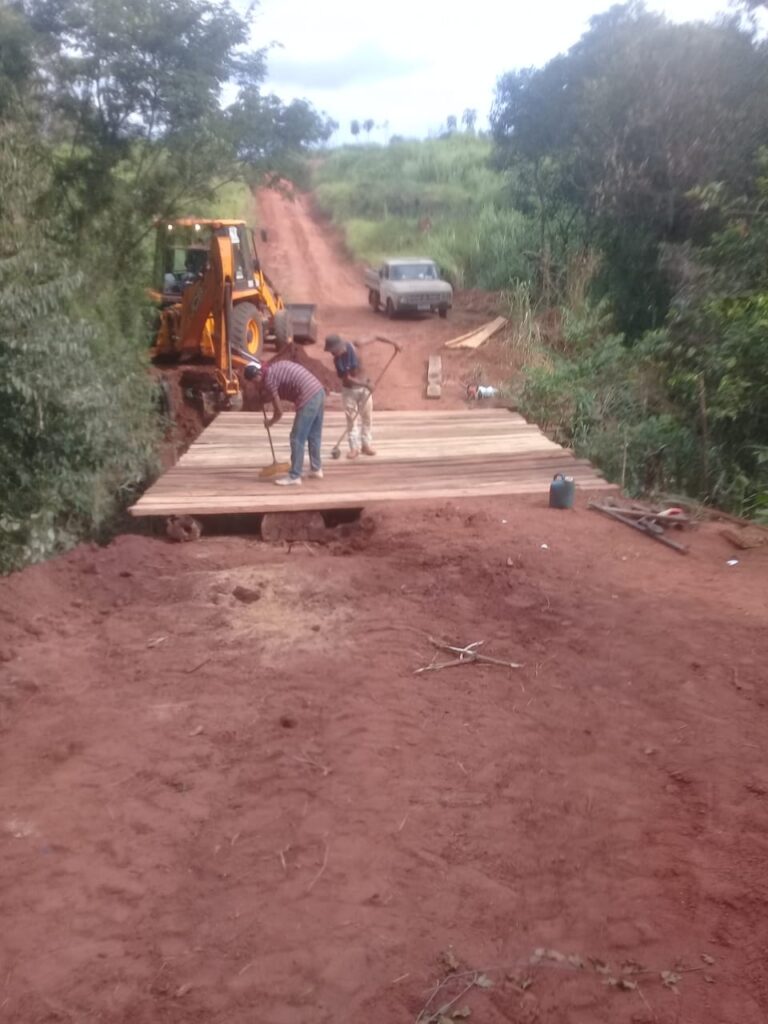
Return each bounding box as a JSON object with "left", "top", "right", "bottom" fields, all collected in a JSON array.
[{"left": 289, "top": 390, "right": 324, "bottom": 478}]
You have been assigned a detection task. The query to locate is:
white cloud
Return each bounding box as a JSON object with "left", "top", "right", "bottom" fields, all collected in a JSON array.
[{"left": 251, "top": 0, "right": 759, "bottom": 141}]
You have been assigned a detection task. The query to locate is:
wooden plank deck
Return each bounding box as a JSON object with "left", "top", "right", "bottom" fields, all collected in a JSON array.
[{"left": 130, "top": 409, "right": 617, "bottom": 516}]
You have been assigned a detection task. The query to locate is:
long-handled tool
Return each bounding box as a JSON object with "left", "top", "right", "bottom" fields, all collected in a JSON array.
[
  {"left": 258, "top": 406, "right": 291, "bottom": 479},
  {"left": 588, "top": 501, "right": 689, "bottom": 554},
  {"left": 330, "top": 337, "right": 400, "bottom": 459}
]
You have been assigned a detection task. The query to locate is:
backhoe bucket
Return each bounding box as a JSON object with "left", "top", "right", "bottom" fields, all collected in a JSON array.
[{"left": 286, "top": 303, "right": 317, "bottom": 343}]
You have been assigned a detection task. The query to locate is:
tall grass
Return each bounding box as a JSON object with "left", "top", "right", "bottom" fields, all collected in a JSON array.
[{"left": 314, "top": 136, "right": 536, "bottom": 290}]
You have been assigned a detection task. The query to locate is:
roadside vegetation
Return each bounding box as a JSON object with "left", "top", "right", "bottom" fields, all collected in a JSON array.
[
  {"left": 314, "top": 135, "right": 535, "bottom": 289},
  {"left": 0, "top": 0, "right": 333, "bottom": 572},
  {"left": 315, "top": 2, "right": 768, "bottom": 519}
]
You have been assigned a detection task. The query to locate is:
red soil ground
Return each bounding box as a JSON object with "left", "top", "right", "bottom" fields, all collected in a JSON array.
[{"left": 1, "top": 189, "right": 767, "bottom": 1024}]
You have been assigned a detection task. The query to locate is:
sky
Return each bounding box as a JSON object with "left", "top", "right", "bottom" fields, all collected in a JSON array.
[{"left": 249, "top": 0, "right": 760, "bottom": 143}]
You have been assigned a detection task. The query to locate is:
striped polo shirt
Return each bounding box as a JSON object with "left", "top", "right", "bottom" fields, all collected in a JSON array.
[{"left": 261, "top": 360, "right": 324, "bottom": 410}]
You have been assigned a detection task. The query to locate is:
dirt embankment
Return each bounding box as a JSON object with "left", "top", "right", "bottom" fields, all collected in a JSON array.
[{"left": 1, "top": 186, "right": 768, "bottom": 1024}]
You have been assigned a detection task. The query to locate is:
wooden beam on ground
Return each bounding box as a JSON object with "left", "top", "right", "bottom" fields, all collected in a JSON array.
[
  {"left": 426, "top": 354, "right": 442, "bottom": 399},
  {"left": 444, "top": 316, "right": 507, "bottom": 350}
]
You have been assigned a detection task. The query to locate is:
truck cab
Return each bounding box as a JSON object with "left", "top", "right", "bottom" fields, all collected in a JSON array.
[{"left": 365, "top": 258, "right": 453, "bottom": 319}]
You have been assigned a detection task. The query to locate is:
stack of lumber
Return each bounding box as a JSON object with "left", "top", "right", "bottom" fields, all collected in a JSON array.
[{"left": 444, "top": 316, "right": 507, "bottom": 350}]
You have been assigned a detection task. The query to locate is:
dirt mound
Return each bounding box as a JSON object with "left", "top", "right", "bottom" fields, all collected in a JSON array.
[
  {"left": 242, "top": 341, "right": 338, "bottom": 411},
  {"left": 272, "top": 341, "right": 338, "bottom": 391}
]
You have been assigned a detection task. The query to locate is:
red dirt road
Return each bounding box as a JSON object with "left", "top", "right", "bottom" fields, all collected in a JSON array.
[
  {"left": 1, "top": 191, "right": 768, "bottom": 1024},
  {"left": 255, "top": 188, "right": 504, "bottom": 409}
]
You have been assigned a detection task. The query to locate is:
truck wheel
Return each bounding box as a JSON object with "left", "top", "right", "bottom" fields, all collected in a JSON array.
[
  {"left": 232, "top": 301, "right": 263, "bottom": 357},
  {"left": 438, "top": 306, "right": 448, "bottom": 319},
  {"left": 368, "top": 289, "right": 380, "bottom": 312},
  {"left": 273, "top": 309, "right": 292, "bottom": 350},
  {"left": 385, "top": 298, "right": 395, "bottom": 319}
]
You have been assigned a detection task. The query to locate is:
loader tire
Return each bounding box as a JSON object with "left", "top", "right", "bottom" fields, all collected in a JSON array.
[
  {"left": 232, "top": 301, "right": 264, "bottom": 358},
  {"left": 274, "top": 309, "right": 292, "bottom": 351},
  {"left": 438, "top": 306, "right": 448, "bottom": 319}
]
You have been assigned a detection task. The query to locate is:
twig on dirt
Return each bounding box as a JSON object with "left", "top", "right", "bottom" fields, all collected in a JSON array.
[
  {"left": 416, "top": 972, "right": 480, "bottom": 1023},
  {"left": 626, "top": 966, "right": 705, "bottom": 980},
  {"left": 457, "top": 762, "right": 468, "bottom": 775},
  {"left": 292, "top": 753, "right": 332, "bottom": 776},
  {"left": 392, "top": 972, "right": 411, "bottom": 984},
  {"left": 230, "top": 832, "right": 241, "bottom": 847},
  {"left": 278, "top": 845, "right": 289, "bottom": 873},
  {"left": 415, "top": 636, "right": 522, "bottom": 674},
  {"left": 186, "top": 656, "right": 212, "bottom": 674},
  {"left": 398, "top": 813, "right": 409, "bottom": 832},
  {"left": 636, "top": 983, "right": 657, "bottom": 1022},
  {"left": 237, "top": 961, "right": 256, "bottom": 977},
  {"left": 147, "top": 635, "right": 168, "bottom": 648},
  {"left": 306, "top": 840, "right": 329, "bottom": 893}
]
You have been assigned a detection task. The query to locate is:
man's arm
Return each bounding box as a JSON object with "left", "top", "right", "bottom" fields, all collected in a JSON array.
[
  {"left": 343, "top": 336, "right": 402, "bottom": 388},
  {"left": 265, "top": 394, "right": 283, "bottom": 427},
  {"left": 341, "top": 370, "right": 370, "bottom": 389}
]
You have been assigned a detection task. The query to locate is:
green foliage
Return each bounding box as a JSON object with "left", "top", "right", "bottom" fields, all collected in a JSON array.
[
  {"left": 0, "top": 120, "right": 158, "bottom": 572},
  {"left": 491, "top": 2, "right": 768, "bottom": 335},
  {"left": 20, "top": 0, "right": 333, "bottom": 264},
  {"left": 0, "top": 0, "right": 335, "bottom": 571},
  {"left": 314, "top": 136, "right": 537, "bottom": 289}
]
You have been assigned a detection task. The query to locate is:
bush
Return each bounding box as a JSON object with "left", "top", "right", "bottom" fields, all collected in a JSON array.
[{"left": 0, "top": 121, "right": 159, "bottom": 572}]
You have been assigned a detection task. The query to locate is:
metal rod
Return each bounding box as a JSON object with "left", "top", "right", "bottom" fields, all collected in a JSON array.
[{"left": 588, "top": 502, "right": 689, "bottom": 554}]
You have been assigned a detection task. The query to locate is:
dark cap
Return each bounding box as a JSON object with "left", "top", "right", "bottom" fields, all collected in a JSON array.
[
  {"left": 243, "top": 360, "right": 263, "bottom": 381},
  {"left": 324, "top": 334, "right": 344, "bottom": 352}
]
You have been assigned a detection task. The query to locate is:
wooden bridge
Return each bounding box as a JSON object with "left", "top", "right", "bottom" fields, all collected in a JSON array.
[{"left": 130, "top": 408, "right": 615, "bottom": 517}]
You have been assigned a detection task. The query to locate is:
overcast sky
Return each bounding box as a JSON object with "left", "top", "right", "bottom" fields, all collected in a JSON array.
[{"left": 250, "top": 0, "right": 758, "bottom": 142}]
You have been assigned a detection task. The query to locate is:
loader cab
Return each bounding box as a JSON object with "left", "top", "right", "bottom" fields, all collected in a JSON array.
[{"left": 153, "top": 220, "right": 259, "bottom": 301}]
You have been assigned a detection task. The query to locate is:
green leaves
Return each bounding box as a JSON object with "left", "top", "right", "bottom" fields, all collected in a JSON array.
[
  {"left": 0, "top": 117, "right": 158, "bottom": 572},
  {"left": 491, "top": 5, "right": 768, "bottom": 334}
]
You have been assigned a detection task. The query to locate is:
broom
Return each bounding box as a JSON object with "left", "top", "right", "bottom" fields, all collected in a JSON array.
[{"left": 258, "top": 406, "right": 291, "bottom": 479}]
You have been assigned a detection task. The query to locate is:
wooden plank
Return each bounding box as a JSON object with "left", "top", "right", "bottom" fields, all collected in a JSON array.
[
  {"left": 444, "top": 316, "right": 506, "bottom": 349},
  {"left": 426, "top": 355, "right": 442, "bottom": 399}
]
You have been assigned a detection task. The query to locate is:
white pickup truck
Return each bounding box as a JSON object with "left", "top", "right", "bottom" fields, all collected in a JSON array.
[{"left": 364, "top": 258, "right": 453, "bottom": 319}]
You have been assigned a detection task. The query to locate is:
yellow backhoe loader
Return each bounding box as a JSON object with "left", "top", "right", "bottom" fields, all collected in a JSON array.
[{"left": 148, "top": 218, "right": 316, "bottom": 407}]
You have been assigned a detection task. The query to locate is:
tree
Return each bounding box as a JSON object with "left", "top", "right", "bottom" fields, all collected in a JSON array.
[
  {"left": 461, "top": 108, "right": 477, "bottom": 133},
  {"left": 491, "top": 3, "right": 768, "bottom": 334},
  {"left": 0, "top": 3, "right": 37, "bottom": 116},
  {"left": 0, "top": 115, "right": 157, "bottom": 570},
  {"left": 446, "top": 114, "right": 457, "bottom": 133},
  {"left": 350, "top": 119, "right": 361, "bottom": 140},
  {"left": 20, "top": 0, "right": 332, "bottom": 266},
  {"left": 363, "top": 117, "right": 374, "bottom": 138}
]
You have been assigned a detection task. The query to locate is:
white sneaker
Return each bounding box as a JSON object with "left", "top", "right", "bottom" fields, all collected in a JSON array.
[
  {"left": 274, "top": 475, "right": 301, "bottom": 486},
  {"left": 307, "top": 468, "right": 324, "bottom": 479}
]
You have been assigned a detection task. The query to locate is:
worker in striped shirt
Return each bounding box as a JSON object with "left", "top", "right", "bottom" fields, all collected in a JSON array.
[{"left": 244, "top": 358, "right": 325, "bottom": 486}]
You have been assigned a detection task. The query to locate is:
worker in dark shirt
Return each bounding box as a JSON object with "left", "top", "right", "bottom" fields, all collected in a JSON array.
[
  {"left": 243, "top": 358, "right": 325, "bottom": 486},
  {"left": 324, "top": 334, "right": 393, "bottom": 458}
]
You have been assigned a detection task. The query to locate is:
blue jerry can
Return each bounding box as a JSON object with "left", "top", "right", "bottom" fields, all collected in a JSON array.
[{"left": 549, "top": 473, "right": 575, "bottom": 509}]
